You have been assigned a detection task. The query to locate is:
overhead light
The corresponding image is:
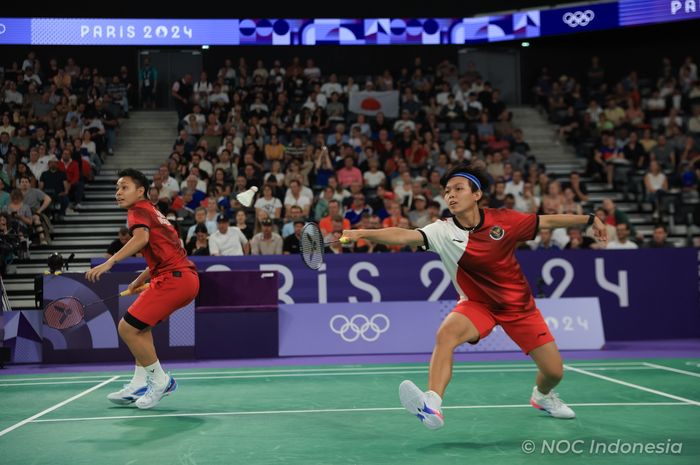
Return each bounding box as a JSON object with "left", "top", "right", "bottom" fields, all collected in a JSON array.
[
  {"left": 521, "top": 41, "right": 530, "bottom": 47},
  {"left": 201, "top": 45, "right": 210, "bottom": 50}
]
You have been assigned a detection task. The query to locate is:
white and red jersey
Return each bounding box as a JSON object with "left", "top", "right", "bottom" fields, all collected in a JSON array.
[{"left": 419, "top": 208, "right": 539, "bottom": 312}]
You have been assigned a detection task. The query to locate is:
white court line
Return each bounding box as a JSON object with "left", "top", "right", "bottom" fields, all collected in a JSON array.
[
  {"left": 0, "top": 366, "right": 532, "bottom": 387},
  {"left": 0, "top": 366, "right": 658, "bottom": 388},
  {"left": 27, "top": 401, "right": 692, "bottom": 424},
  {"left": 0, "top": 361, "right": 648, "bottom": 382},
  {"left": 0, "top": 374, "right": 122, "bottom": 383},
  {"left": 564, "top": 365, "right": 700, "bottom": 406},
  {"left": 643, "top": 362, "right": 700, "bottom": 379},
  {"left": 0, "top": 376, "right": 119, "bottom": 438}
]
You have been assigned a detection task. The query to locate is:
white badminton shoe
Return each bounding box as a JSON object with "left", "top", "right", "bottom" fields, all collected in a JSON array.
[
  {"left": 530, "top": 386, "right": 576, "bottom": 419},
  {"left": 399, "top": 380, "right": 445, "bottom": 430},
  {"left": 107, "top": 383, "right": 148, "bottom": 405},
  {"left": 135, "top": 375, "right": 177, "bottom": 410}
]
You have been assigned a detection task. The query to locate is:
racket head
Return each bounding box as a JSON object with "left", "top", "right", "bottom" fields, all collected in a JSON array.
[
  {"left": 44, "top": 297, "right": 85, "bottom": 330},
  {"left": 300, "top": 222, "right": 325, "bottom": 270}
]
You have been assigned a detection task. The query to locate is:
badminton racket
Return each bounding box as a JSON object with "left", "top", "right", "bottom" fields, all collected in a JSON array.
[
  {"left": 299, "top": 222, "right": 351, "bottom": 270},
  {"left": 44, "top": 283, "right": 150, "bottom": 330}
]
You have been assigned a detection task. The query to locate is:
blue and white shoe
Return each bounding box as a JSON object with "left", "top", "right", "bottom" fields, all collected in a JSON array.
[
  {"left": 135, "top": 375, "right": 177, "bottom": 410},
  {"left": 399, "top": 380, "right": 445, "bottom": 430},
  {"left": 107, "top": 383, "right": 148, "bottom": 405}
]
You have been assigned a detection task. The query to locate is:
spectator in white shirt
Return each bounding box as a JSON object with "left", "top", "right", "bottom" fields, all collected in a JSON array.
[
  {"left": 505, "top": 169, "right": 525, "bottom": 197},
  {"left": 606, "top": 223, "right": 638, "bottom": 249},
  {"left": 254, "top": 184, "right": 283, "bottom": 220},
  {"left": 209, "top": 84, "right": 230, "bottom": 105},
  {"left": 26, "top": 148, "right": 47, "bottom": 181},
  {"left": 209, "top": 214, "right": 249, "bottom": 256},
  {"left": 190, "top": 152, "right": 213, "bottom": 177},
  {"left": 321, "top": 74, "right": 343, "bottom": 98},
  {"left": 193, "top": 71, "right": 212, "bottom": 95},
  {"left": 363, "top": 158, "right": 386, "bottom": 188},
  {"left": 159, "top": 165, "right": 180, "bottom": 194},
  {"left": 393, "top": 110, "right": 416, "bottom": 133},
  {"left": 284, "top": 179, "right": 311, "bottom": 216}
]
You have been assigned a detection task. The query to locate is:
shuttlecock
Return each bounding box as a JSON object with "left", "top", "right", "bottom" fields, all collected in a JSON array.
[{"left": 236, "top": 186, "right": 258, "bottom": 207}]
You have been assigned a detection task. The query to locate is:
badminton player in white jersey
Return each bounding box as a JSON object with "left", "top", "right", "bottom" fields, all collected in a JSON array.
[{"left": 341, "top": 163, "right": 608, "bottom": 429}]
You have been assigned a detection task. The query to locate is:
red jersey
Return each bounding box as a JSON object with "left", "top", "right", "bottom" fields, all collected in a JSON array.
[
  {"left": 419, "top": 208, "right": 538, "bottom": 312},
  {"left": 127, "top": 200, "right": 195, "bottom": 275}
]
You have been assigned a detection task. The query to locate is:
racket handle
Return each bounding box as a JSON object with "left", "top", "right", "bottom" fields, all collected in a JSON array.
[{"left": 120, "top": 283, "right": 150, "bottom": 296}]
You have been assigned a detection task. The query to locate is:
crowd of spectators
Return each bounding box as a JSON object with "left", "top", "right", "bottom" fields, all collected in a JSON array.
[
  {"left": 536, "top": 55, "right": 700, "bottom": 233},
  {"left": 1, "top": 51, "right": 128, "bottom": 274},
  {"left": 122, "top": 54, "right": 694, "bottom": 257}
]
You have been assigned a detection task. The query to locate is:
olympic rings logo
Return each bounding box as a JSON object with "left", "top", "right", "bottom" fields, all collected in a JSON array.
[
  {"left": 329, "top": 314, "right": 391, "bottom": 342},
  {"left": 562, "top": 10, "right": 595, "bottom": 27}
]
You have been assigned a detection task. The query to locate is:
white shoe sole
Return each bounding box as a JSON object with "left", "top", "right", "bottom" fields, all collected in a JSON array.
[
  {"left": 107, "top": 386, "right": 148, "bottom": 406},
  {"left": 399, "top": 380, "right": 444, "bottom": 430},
  {"left": 530, "top": 396, "right": 576, "bottom": 419},
  {"left": 136, "top": 378, "right": 177, "bottom": 410},
  {"left": 107, "top": 396, "right": 139, "bottom": 406}
]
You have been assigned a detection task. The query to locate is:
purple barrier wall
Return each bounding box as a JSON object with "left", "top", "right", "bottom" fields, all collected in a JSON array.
[
  {"left": 280, "top": 298, "right": 605, "bottom": 356},
  {"left": 41, "top": 271, "right": 279, "bottom": 363},
  {"left": 95, "top": 248, "right": 700, "bottom": 341},
  {"left": 42, "top": 272, "right": 195, "bottom": 363}
]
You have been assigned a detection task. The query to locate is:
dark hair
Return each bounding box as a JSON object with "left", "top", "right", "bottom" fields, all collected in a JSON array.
[
  {"left": 440, "top": 162, "right": 490, "bottom": 192},
  {"left": 118, "top": 169, "right": 150, "bottom": 199}
]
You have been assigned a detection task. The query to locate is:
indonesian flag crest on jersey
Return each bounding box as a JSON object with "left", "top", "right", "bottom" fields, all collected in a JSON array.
[{"left": 489, "top": 225, "right": 505, "bottom": 240}]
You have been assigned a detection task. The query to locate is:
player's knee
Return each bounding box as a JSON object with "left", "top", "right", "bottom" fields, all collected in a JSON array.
[
  {"left": 542, "top": 364, "right": 564, "bottom": 383},
  {"left": 435, "top": 325, "right": 475, "bottom": 349},
  {"left": 118, "top": 318, "right": 138, "bottom": 339}
]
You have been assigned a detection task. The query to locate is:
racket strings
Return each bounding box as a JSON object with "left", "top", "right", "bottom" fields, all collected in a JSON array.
[
  {"left": 300, "top": 224, "right": 324, "bottom": 270},
  {"left": 44, "top": 297, "right": 85, "bottom": 329}
]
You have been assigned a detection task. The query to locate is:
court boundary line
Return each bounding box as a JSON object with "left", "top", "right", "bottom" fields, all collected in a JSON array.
[
  {"left": 564, "top": 365, "right": 700, "bottom": 406},
  {"left": 642, "top": 362, "right": 700, "bottom": 379},
  {"left": 0, "top": 376, "right": 119, "bottom": 438},
  {"left": 0, "top": 361, "right": 650, "bottom": 383},
  {"left": 25, "top": 401, "right": 692, "bottom": 424},
  {"left": 0, "top": 366, "right": 659, "bottom": 387}
]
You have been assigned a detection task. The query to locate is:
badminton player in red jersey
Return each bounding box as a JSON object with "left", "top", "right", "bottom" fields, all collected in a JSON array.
[
  {"left": 342, "top": 163, "right": 608, "bottom": 428},
  {"left": 86, "top": 168, "right": 199, "bottom": 409}
]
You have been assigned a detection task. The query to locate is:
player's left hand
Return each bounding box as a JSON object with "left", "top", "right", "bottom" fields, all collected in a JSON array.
[
  {"left": 340, "top": 230, "right": 362, "bottom": 243},
  {"left": 85, "top": 260, "right": 114, "bottom": 283},
  {"left": 591, "top": 217, "right": 608, "bottom": 246}
]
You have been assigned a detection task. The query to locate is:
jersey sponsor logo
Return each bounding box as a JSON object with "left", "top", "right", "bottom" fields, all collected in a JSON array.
[
  {"left": 329, "top": 313, "right": 390, "bottom": 342},
  {"left": 451, "top": 238, "right": 464, "bottom": 243},
  {"left": 489, "top": 225, "right": 505, "bottom": 240}
]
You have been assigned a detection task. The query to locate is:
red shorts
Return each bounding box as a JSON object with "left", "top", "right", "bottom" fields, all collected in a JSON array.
[
  {"left": 126, "top": 269, "right": 199, "bottom": 328},
  {"left": 452, "top": 300, "right": 554, "bottom": 354}
]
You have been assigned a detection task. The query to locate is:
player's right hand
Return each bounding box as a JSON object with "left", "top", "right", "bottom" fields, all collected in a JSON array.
[{"left": 127, "top": 281, "right": 143, "bottom": 294}]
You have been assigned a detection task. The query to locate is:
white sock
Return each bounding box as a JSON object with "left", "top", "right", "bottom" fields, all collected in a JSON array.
[
  {"left": 144, "top": 360, "right": 169, "bottom": 386},
  {"left": 131, "top": 365, "right": 147, "bottom": 386},
  {"left": 425, "top": 390, "right": 443, "bottom": 408}
]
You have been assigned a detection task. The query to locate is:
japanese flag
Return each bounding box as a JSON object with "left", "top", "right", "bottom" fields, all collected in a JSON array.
[{"left": 348, "top": 91, "right": 399, "bottom": 118}]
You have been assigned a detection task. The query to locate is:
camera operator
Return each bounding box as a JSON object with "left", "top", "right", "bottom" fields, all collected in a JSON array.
[
  {"left": 0, "top": 213, "right": 21, "bottom": 276},
  {"left": 1, "top": 189, "right": 33, "bottom": 259}
]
